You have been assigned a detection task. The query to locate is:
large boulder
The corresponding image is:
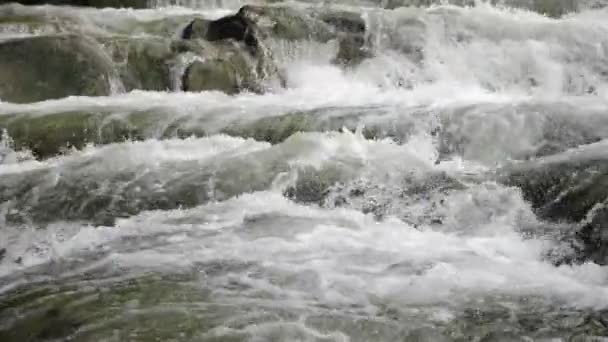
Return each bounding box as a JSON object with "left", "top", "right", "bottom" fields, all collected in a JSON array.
[
  {"left": 182, "top": 5, "right": 370, "bottom": 66},
  {"left": 0, "top": 35, "right": 115, "bottom": 103}
]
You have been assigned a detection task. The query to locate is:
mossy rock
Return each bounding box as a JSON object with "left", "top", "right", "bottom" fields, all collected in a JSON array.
[
  {"left": 0, "top": 111, "right": 130, "bottom": 157},
  {"left": 0, "top": 275, "right": 216, "bottom": 342},
  {"left": 182, "top": 45, "right": 257, "bottom": 94},
  {"left": 182, "top": 59, "right": 237, "bottom": 94},
  {"left": 0, "top": 35, "right": 114, "bottom": 103},
  {"left": 241, "top": 5, "right": 333, "bottom": 42},
  {"left": 102, "top": 37, "right": 175, "bottom": 92},
  {"left": 0, "top": 109, "right": 189, "bottom": 158},
  {"left": 222, "top": 112, "right": 314, "bottom": 144}
]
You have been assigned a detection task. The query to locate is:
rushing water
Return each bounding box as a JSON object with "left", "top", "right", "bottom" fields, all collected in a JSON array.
[{"left": 1, "top": 0, "right": 608, "bottom": 341}]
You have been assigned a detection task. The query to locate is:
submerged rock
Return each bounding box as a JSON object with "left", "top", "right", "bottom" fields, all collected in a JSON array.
[
  {"left": 0, "top": 35, "right": 114, "bottom": 103},
  {"left": 334, "top": 34, "right": 371, "bottom": 66},
  {"left": 102, "top": 37, "right": 175, "bottom": 92},
  {"left": 503, "top": 148, "right": 608, "bottom": 265},
  {"left": 578, "top": 204, "right": 608, "bottom": 265},
  {"left": 183, "top": 59, "right": 244, "bottom": 94},
  {"left": 0, "top": 109, "right": 190, "bottom": 158},
  {"left": 180, "top": 40, "right": 263, "bottom": 94}
]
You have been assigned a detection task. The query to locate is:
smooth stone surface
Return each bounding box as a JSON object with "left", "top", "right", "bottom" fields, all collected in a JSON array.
[{"left": 0, "top": 35, "right": 114, "bottom": 103}]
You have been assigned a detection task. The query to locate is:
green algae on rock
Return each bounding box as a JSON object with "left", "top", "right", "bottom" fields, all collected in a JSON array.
[
  {"left": 0, "top": 109, "right": 190, "bottom": 158},
  {"left": 102, "top": 37, "right": 176, "bottom": 92},
  {"left": 0, "top": 35, "right": 115, "bottom": 103}
]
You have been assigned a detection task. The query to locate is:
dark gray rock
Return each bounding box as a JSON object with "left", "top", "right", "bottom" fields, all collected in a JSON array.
[
  {"left": 502, "top": 149, "right": 608, "bottom": 265},
  {"left": 182, "top": 5, "right": 370, "bottom": 66},
  {"left": 577, "top": 204, "right": 608, "bottom": 265},
  {"left": 334, "top": 34, "right": 371, "bottom": 66},
  {"left": 183, "top": 7, "right": 259, "bottom": 55}
]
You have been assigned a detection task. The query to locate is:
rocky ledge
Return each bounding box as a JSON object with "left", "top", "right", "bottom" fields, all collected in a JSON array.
[{"left": 0, "top": 2, "right": 370, "bottom": 103}]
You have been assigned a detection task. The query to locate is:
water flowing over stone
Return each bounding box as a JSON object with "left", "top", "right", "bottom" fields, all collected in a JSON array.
[{"left": 1, "top": 0, "right": 608, "bottom": 341}]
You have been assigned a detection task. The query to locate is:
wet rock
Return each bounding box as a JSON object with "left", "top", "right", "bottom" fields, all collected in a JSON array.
[
  {"left": 183, "top": 59, "right": 241, "bottom": 94},
  {"left": 0, "top": 109, "right": 179, "bottom": 158},
  {"left": 502, "top": 150, "right": 608, "bottom": 265},
  {"left": 315, "top": 9, "right": 369, "bottom": 66},
  {"left": 0, "top": 35, "right": 114, "bottom": 103},
  {"left": 181, "top": 17, "right": 210, "bottom": 40},
  {"left": 284, "top": 166, "right": 343, "bottom": 205},
  {"left": 102, "top": 37, "right": 175, "bottom": 92},
  {"left": 505, "top": 159, "right": 608, "bottom": 223},
  {"left": 183, "top": 5, "right": 370, "bottom": 66},
  {"left": 334, "top": 34, "right": 370, "bottom": 66},
  {"left": 317, "top": 10, "right": 366, "bottom": 35},
  {"left": 241, "top": 5, "right": 333, "bottom": 42},
  {"left": 181, "top": 43, "right": 258, "bottom": 94},
  {"left": 185, "top": 5, "right": 333, "bottom": 44},
  {"left": 577, "top": 204, "right": 608, "bottom": 265},
  {"left": 222, "top": 111, "right": 314, "bottom": 144},
  {"left": 183, "top": 7, "right": 259, "bottom": 55}
]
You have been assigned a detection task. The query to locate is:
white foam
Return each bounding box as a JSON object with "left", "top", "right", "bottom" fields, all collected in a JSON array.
[{"left": 6, "top": 190, "right": 606, "bottom": 310}]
